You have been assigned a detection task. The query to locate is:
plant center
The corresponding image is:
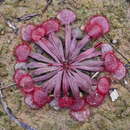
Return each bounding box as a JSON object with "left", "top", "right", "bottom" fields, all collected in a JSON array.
[{"left": 62, "top": 61, "right": 71, "bottom": 70}]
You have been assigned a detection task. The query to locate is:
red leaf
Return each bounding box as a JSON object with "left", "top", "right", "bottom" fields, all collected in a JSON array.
[
  {"left": 70, "top": 107, "right": 90, "bottom": 122},
  {"left": 24, "top": 94, "right": 39, "bottom": 109},
  {"left": 13, "top": 69, "right": 27, "bottom": 85},
  {"left": 70, "top": 98, "right": 86, "bottom": 112},
  {"left": 42, "top": 19, "right": 60, "bottom": 34},
  {"left": 14, "top": 43, "right": 31, "bottom": 62},
  {"left": 112, "top": 62, "right": 126, "bottom": 80},
  {"left": 87, "top": 15, "right": 110, "bottom": 34},
  {"left": 104, "top": 52, "right": 119, "bottom": 73},
  {"left": 20, "top": 24, "right": 35, "bottom": 41},
  {"left": 85, "top": 23, "right": 103, "bottom": 39},
  {"left": 97, "top": 76, "right": 111, "bottom": 95},
  {"left": 33, "top": 87, "right": 49, "bottom": 108},
  {"left": 85, "top": 91, "right": 105, "bottom": 107},
  {"left": 31, "top": 26, "right": 45, "bottom": 41},
  {"left": 18, "top": 74, "right": 34, "bottom": 93},
  {"left": 57, "top": 9, "right": 76, "bottom": 25},
  {"left": 58, "top": 96, "right": 75, "bottom": 108}
]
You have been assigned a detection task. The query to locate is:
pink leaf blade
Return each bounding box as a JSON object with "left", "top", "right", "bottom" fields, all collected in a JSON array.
[
  {"left": 54, "top": 71, "right": 63, "bottom": 99},
  {"left": 77, "top": 35, "right": 90, "bottom": 50},
  {"left": 76, "top": 66, "right": 104, "bottom": 72},
  {"left": 29, "top": 52, "right": 55, "bottom": 64},
  {"left": 27, "top": 62, "right": 48, "bottom": 69},
  {"left": 71, "top": 35, "right": 90, "bottom": 58},
  {"left": 70, "top": 71, "right": 92, "bottom": 93},
  {"left": 36, "top": 40, "right": 60, "bottom": 63},
  {"left": 75, "top": 70, "right": 92, "bottom": 85},
  {"left": 48, "top": 33, "right": 65, "bottom": 61},
  {"left": 43, "top": 74, "right": 58, "bottom": 93},
  {"left": 62, "top": 71, "right": 69, "bottom": 95},
  {"left": 33, "top": 71, "right": 58, "bottom": 82},
  {"left": 65, "top": 25, "right": 72, "bottom": 57},
  {"left": 69, "top": 37, "right": 77, "bottom": 58},
  {"left": 75, "top": 51, "right": 102, "bottom": 63},
  {"left": 112, "top": 62, "right": 126, "bottom": 80},
  {"left": 41, "top": 38, "right": 62, "bottom": 61},
  {"left": 73, "top": 48, "right": 95, "bottom": 62},
  {"left": 84, "top": 51, "right": 102, "bottom": 59},
  {"left": 74, "top": 60, "right": 104, "bottom": 67},
  {"left": 31, "top": 67, "right": 58, "bottom": 76},
  {"left": 70, "top": 83, "right": 80, "bottom": 99},
  {"left": 67, "top": 73, "right": 80, "bottom": 99}
]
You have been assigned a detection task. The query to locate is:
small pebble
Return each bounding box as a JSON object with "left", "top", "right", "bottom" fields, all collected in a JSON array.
[
  {"left": 72, "top": 27, "right": 83, "bottom": 39},
  {"left": 49, "top": 99, "right": 60, "bottom": 110},
  {"left": 80, "top": 25, "right": 85, "bottom": 31},
  {"left": 124, "top": 79, "right": 128, "bottom": 85},
  {"left": 112, "top": 39, "right": 118, "bottom": 44},
  {"left": 15, "top": 62, "right": 27, "bottom": 70},
  {"left": 109, "top": 89, "right": 119, "bottom": 102}
]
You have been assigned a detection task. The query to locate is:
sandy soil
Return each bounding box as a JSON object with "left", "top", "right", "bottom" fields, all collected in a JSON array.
[{"left": 0, "top": 0, "right": 130, "bottom": 130}]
